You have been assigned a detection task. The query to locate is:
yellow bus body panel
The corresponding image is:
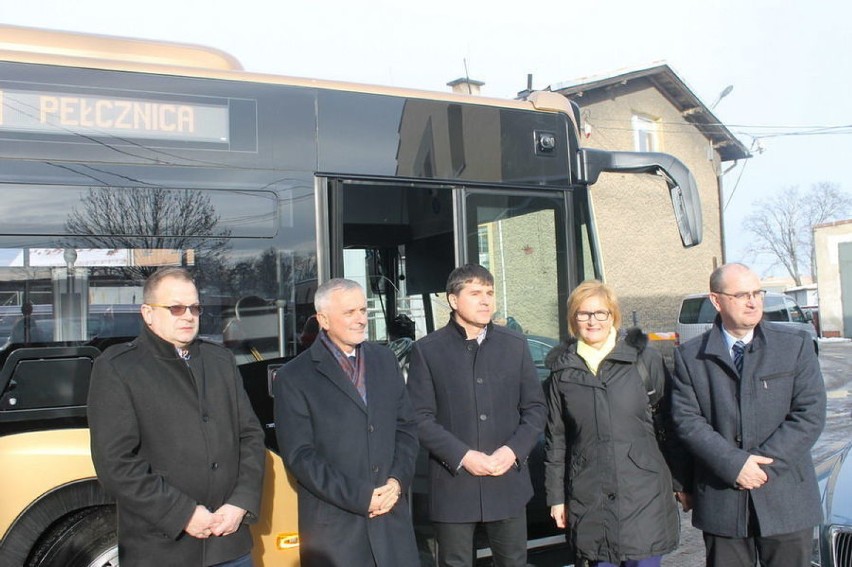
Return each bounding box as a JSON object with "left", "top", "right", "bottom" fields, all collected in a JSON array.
[
  {"left": 0, "top": 429, "right": 97, "bottom": 536},
  {"left": 253, "top": 449, "right": 301, "bottom": 566},
  {"left": 0, "top": 429, "right": 300, "bottom": 566}
]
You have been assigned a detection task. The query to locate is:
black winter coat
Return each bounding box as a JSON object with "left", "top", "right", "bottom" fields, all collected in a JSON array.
[
  {"left": 88, "top": 325, "right": 265, "bottom": 567},
  {"left": 407, "top": 319, "right": 547, "bottom": 523},
  {"left": 544, "top": 329, "right": 681, "bottom": 564},
  {"left": 275, "top": 339, "right": 420, "bottom": 567}
]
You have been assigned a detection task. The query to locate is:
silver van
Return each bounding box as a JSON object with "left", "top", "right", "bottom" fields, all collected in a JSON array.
[{"left": 675, "top": 292, "right": 819, "bottom": 354}]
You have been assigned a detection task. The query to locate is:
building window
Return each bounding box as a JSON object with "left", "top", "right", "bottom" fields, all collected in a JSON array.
[
  {"left": 632, "top": 114, "right": 658, "bottom": 152},
  {"left": 477, "top": 225, "right": 490, "bottom": 269}
]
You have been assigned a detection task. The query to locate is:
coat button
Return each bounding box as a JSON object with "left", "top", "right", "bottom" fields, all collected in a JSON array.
[
  {"left": 479, "top": 414, "right": 487, "bottom": 421},
  {"left": 372, "top": 465, "right": 379, "bottom": 473},
  {"left": 368, "top": 424, "right": 375, "bottom": 433},
  {"left": 607, "top": 493, "right": 616, "bottom": 500},
  {"left": 735, "top": 435, "right": 742, "bottom": 445},
  {"left": 211, "top": 462, "right": 219, "bottom": 470},
  {"left": 476, "top": 377, "right": 484, "bottom": 384},
  {"left": 202, "top": 414, "right": 209, "bottom": 422}
]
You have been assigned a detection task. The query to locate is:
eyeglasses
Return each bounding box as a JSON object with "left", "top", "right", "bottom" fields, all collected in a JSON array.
[
  {"left": 714, "top": 290, "right": 766, "bottom": 302},
  {"left": 576, "top": 310, "right": 611, "bottom": 322},
  {"left": 147, "top": 303, "right": 203, "bottom": 316}
]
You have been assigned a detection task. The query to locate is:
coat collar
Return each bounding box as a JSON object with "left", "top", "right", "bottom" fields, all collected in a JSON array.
[
  {"left": 703, "top": 315, "right": 767, "bottom": 359},
  {"left": 309, "top": 338, "right": 368, "bottom": 413},
  {"left": 447, "top": 315, "right": 492, "bottom": 341},
  {"left": 546, "top": 327, "right": 647, "bottom": 373},
  {"left": 137, "top": 323, "right": 200, "bottom": 359},
  {"left": 700, "top": 315, "right": 768, "bottom": 376}
]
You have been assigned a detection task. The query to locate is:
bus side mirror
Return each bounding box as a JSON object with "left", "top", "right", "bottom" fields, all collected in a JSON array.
[{"left": 577, "top": 148, "right": 703, "bottom": 248}]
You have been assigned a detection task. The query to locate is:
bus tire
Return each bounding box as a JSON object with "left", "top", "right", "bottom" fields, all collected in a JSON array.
[{"left": 26, "top": 505, "right": 118, "bottom": 567}]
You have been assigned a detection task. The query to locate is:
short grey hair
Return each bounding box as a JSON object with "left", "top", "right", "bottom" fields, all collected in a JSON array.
[
  {"left": 314, "top": 278, "right": 363, "bottom": 312},
  {"left": 709, "top": 262, "right": 751, "bottom": 293}
]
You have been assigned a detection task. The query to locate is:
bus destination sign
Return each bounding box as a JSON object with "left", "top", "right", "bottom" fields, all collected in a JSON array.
[{"left": 0, "top": 87, "right": 230, "bottom": 143}]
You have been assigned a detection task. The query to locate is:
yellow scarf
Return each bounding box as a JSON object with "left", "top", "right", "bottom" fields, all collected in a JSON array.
[{"left": 576, "top": 327, "right": 617, "bottom": 376}]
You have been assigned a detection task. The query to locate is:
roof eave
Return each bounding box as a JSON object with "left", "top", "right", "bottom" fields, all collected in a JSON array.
[{"left": 551, "top": 63, "right": 751, "bottom": 162}]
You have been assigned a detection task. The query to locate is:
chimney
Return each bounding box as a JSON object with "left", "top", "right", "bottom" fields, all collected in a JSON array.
[{"left": 447, "top": 77, "right": 485, "bottom": 95}]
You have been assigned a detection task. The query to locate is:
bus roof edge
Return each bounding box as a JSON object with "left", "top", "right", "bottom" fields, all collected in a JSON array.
[{"left": 0, "top": 24, "right": 243, "bottom": 71}]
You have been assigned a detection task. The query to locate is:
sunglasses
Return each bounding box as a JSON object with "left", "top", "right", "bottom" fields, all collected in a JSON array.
[{"left": 147, "top": 303, "right": 203, "bottom": 317}]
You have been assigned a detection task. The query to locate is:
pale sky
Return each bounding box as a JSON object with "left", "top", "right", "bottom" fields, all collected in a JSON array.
[{"left": 2, "top": 0, "right": 850, "bottom": 279}]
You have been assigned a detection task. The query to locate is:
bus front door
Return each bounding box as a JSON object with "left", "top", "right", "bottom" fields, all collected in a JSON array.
[{"left": 327, "top": 178, "right": 573, "bottom": 557}]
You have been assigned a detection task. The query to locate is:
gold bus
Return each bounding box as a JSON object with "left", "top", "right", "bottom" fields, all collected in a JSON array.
[{"left": 0, "top": 24, "right": 701, "bottom": 566}]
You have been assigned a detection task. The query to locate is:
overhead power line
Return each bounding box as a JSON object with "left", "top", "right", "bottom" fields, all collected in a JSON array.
[{"left": 583, "top": 116, "right": 852, "bottom": 139}]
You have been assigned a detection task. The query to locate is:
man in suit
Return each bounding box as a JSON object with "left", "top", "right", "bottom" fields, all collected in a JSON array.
[
  {"left": 88, "top": 267, "right": 265, "bottom": 567},
  {"left": 671, "top": 263, "right": 826, "bottom": 567},
  {"left": 406, "top": 264, "right": 547, "bottom": 567},
  {"left": 274, "top": 278, "right": 419, "bottom": 566}
]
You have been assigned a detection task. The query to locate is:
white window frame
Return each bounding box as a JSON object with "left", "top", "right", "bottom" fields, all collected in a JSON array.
[{"left": 632, "top": 114, "right": 659, "bottom": 152}]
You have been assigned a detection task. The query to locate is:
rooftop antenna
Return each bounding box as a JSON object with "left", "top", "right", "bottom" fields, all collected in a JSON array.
[{"left": 463, "top": 58, "right": 472, "bottom": 94}]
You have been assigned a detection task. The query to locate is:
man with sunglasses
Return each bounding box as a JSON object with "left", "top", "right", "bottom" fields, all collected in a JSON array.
[
  {"left": 88, "top": 267, "right": 265, "bottom": 567},
  {"left": 671, "top": 263, "right": 825, "bottom": 567}
]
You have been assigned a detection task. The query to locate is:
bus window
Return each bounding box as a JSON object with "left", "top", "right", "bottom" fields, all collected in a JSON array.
[
  {"left": 0, "top": 242, "right": 305, "bottom": 358},
  {"left": 334, "top": 182, "right": 572, "bottom": 345},
  {"left": 0, "top": 184, "right": 278, "bottom": 238},
  {"left": 465, "top": 191, "right": 570, "bottom": 342},
  {"left": 334, "top": 179, "right": 456, "bottom": 342}
]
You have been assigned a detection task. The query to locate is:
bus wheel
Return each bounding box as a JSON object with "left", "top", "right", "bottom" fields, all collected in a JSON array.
[{"left": 27, "top": 505, "right": 118, "bottom": 567}]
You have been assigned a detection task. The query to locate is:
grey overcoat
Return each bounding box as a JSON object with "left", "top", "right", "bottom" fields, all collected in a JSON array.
[{"left": 671, "top": 318, "right": 826, "bottom": 537}]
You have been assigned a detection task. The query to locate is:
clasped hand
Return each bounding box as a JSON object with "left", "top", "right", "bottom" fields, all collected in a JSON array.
[
  {"left": 185, "top": 504, "right": 247, "bottom": 539},
  {"left": 462, "top": 446, "right": 517, "bottom": 477},
  {"left": 369, "top": 478, "right": 402, "bottom": 518},
  {"left": 736, "top": 454, "right": 774, "bottom": 490}
]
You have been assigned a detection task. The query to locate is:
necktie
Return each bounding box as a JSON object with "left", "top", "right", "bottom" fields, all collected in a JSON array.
[
  {"left": 349, "top": 355, "right": 366, "bottom": 402},
  {"left": 732, "top": 341, "right": 745, "bottom": 375}
]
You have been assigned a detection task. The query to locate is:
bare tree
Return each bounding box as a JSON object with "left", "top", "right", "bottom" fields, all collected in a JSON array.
[
  {"left": 64, "top": 186, "right": 230, "bottom": 283},
  {"left": 743, "top": 182, "right": 851, "bottom": 285}
]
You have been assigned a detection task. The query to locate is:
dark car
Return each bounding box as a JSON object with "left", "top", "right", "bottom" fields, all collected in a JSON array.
[
  {"left": 812, "top": 444, "right": 852, "bottom": 566},
  {"left": 527, "top": 335, "right": 559, "bottom": 381}
]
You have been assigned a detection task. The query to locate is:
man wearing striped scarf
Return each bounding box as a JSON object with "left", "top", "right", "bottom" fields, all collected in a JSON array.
[{"left": 274, "top": 278, "right": 419, "bottom": 566}]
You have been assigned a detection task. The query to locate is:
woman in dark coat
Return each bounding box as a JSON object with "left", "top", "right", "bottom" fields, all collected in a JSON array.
[{"left": 544, "top": 280, "right": 687, "bottom": 567}]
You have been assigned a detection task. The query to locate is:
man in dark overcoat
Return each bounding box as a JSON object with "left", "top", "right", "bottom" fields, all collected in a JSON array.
[
  {"left": 407, "top": 264, "right": 547, "bottom": 567},
  {"left": 88, "top": 267, "right": 265, "bottom": 567},
  {"left": 274, "top": 278, "right": 419, "bottom": 566},
  {"left": 671, "top": 263, "right": 826, "bottom": 567}
]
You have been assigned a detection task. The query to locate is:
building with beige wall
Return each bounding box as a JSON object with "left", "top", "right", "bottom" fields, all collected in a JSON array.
[
  {"left": 814, "top": 219, "right": 852, "bottom": 338},
  {"left": 547, "top": 64, "right": 750, "bottom": 332}
]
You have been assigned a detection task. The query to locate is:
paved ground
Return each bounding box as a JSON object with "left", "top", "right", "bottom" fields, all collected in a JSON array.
[{"left": 660, "top": 512, "right": 703, "bottom": 567}]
